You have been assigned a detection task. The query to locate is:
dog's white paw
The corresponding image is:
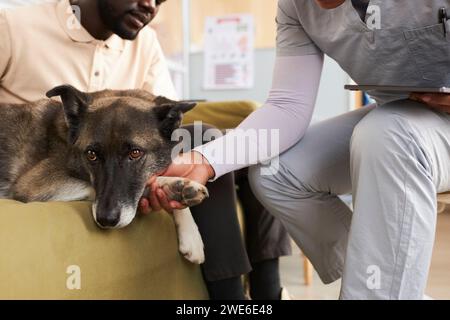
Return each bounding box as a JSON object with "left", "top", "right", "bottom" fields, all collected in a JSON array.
[
  {"left": 177, "top": 223, "right": 205, "bottom": 264},
  {"left": 156, "top": 176, "right": 209, "bottom": 207}
]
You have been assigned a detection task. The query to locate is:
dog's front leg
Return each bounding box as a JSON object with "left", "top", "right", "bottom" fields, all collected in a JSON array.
[
  {"left": 173, "top": 208, "right": 205, "bottom": 264},
  {"left": 154, "top": 177, "right": 208, "bottom": 264}
]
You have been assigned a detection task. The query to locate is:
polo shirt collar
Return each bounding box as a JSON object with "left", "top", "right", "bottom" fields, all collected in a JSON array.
[{"left": 56, "top": 0, "right": 125, "bottom": 51}]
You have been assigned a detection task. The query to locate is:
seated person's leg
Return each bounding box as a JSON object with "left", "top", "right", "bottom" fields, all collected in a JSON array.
[
  {"left": 248, "top": 106, "right": 375, "bottom": 288},
  {"left": 342, "top": 101, "right": 450, "bottom": 299},
  {"left": 180, "top": 124, "right": 251, "bottom": 300},
  {"left": 235, "top": 168, "right": 292, "bottom": 300}
]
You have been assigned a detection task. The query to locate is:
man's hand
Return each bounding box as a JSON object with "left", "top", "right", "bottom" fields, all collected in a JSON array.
[
  {"left": 139, "top": 151, "right": 215, "bottom": 214},
  {"left": 410, "top": 93, "right": 450, "bottom": 113}
]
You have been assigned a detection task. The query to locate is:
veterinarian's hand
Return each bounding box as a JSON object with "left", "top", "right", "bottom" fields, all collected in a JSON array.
[
  {"left": 410, "top": 93, "right": 450, "bottom": 113},
  {"left": 139, "top": 151, "right": 215, "bottom": 214},
  {"left": 162, "top": 151, "right": 215, "bottom": 184}
]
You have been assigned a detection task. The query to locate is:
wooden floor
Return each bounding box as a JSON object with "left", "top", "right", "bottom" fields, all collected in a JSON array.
[
  {"left": 427, "top": 210, "right": 450, "bottom": 299},
  {"left": 280, "top": 210, "right": 450, "bottom": 300}
]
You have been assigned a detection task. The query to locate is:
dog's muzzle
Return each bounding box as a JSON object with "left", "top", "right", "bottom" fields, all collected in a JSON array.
[{"left": 92, "top": 202, "right": 137, "bottom": 229}]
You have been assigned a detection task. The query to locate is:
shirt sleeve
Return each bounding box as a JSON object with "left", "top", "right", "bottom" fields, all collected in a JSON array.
[
  {"left": 142, "top": 31, "right": 178, "bottom": 100},
  {"left": 194, "top": 53, "right": 324, "bottom": 180},
  {"left": 276, "top": 0, "right": 321, "bottom": 56},
  {"left": 0, "top": 10, "right": 12, "bottom": 83}
]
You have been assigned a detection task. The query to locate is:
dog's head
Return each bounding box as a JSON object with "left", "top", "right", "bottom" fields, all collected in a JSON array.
[{"left": 46, "top": 85, "right": 195, "bottom": 229}]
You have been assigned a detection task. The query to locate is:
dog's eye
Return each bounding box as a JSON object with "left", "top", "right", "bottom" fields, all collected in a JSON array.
[
  {"left": 86, "top": 150, "right": 97, "bottom": 162},
  {"left": 129, "top": 149, "right": 143, "bottom": 160}
]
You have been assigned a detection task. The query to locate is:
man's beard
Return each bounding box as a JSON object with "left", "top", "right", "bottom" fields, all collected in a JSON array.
[{"left": 97, "top": 0, "right": 140, "bottom": 40}]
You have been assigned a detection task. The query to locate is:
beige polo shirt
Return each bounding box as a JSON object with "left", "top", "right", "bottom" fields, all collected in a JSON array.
[{"left": 0, "top": 0, "right": 177, "bottom": 104}]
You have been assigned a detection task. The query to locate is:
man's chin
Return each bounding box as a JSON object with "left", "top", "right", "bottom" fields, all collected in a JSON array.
[
  {"left": 116, "top": 31, "right": 139, "bottom": 40},
  {"left": 114, "top": 26, "right": 141, "bottom": 40}
]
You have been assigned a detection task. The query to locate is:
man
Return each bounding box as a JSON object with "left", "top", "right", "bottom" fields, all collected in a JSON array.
[
  {"left": 0, "top": 0, "right": 175, "bottom": 102},
  {"left": 151, "top": 0, "right": 450, "bottom": 299},
  {"left": 0, "top": 0, "right": 291, "bottom": 300}
]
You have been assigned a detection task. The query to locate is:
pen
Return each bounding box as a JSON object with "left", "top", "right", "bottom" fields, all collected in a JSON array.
[{"left": 439, "top": 7, "right": 449, "bottom": 36}]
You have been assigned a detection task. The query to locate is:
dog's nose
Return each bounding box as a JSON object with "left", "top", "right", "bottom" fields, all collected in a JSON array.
[{"left": 96, "top": 215, "right": 120, "bottom": 228}]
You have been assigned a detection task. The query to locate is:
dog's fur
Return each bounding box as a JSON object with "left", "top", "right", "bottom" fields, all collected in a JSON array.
[{"left": 0, "top": 85, "right": 208, "bottom": 263}]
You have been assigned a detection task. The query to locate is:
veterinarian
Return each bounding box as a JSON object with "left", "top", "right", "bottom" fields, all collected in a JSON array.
[
  {"left": 151, "top": 0, "right": 450, "bottom": 299},
  {"left": 0, "top": 0, "right": 291, "bottom": 300}
]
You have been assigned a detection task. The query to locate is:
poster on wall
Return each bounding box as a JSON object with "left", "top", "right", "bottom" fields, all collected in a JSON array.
[{"left": 203, "top": 14, "right": 254, "bottom": 90}]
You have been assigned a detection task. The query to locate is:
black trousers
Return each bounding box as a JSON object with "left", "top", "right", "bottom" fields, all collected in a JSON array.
[{"left": 181, "top": 124, "right": 292, "bottom": 281}]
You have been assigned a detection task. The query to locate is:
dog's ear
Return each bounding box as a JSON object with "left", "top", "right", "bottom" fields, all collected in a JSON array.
[
  {"left": 153, "top": 97, "right": 196, "bottom": 139},
  {"left": 46, "top": 85, "right": 92, "bottom": 144}
]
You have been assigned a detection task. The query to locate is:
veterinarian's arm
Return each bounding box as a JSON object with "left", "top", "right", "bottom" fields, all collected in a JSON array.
[
  {"left": 193, "top": 53, "right": 324, "bottom": 180},
  {"left": 0, "top": 11, "right": 12, "bottom": 84}
]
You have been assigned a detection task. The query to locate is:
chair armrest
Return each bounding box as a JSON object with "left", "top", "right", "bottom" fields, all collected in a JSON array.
[
  {"left": 183, "top": 101, "right": 260, "bottom": 130},
  {"left": 0, "top": 200, "right": 208, "bottom": 299}
]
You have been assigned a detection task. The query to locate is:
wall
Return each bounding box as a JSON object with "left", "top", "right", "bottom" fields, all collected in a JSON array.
[
  {"left": 190, "top": 0, "right": 277, "bottom": 50},
  {"left": 190, "top": 49, "right": 351, "bottom": 122},
  {"left": 0, "top": 0, "right": 53, "bottom": 8}
]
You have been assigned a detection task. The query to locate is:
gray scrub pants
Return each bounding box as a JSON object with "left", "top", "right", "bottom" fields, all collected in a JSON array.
[{"left": 249, "top": 100, "right": 450, "bottom": 299}]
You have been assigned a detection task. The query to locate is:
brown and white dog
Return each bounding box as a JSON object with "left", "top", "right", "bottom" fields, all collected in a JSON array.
[{"left": 0, "top": 85, "right": 208, "bottom": 264}]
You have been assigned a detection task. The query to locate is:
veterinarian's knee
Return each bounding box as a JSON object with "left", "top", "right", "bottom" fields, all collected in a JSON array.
[
  {"left": 248, "top": 165, "right": 281, "bottom": 207},
  {"left": 350, "top": 106, "right": 418, "bottom": 164},
  {"left": 248, "top": 157, "right": 321, "bottom": 214}
]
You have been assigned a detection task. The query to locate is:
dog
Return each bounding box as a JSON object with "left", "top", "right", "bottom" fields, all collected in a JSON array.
[{"left": 0, "top": 85, "right": 208, "bottom": 264}]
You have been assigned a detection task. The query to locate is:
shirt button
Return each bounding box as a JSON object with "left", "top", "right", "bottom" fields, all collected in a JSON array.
[{"left": 94, "top": 71, "right": 100, "bottom": 77}]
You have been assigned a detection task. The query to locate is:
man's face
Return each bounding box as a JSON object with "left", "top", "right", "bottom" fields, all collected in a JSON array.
[
  {"left": 314, "top": 0, "right": 346, "bottom": 9},
  {"left": 97, "top": 0, "right": 166, "bottom": 40}
]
